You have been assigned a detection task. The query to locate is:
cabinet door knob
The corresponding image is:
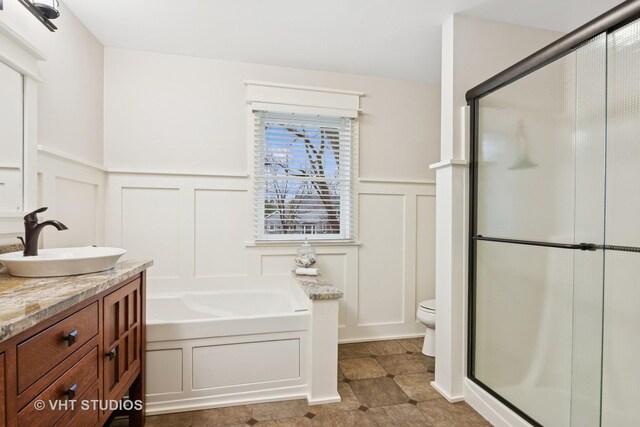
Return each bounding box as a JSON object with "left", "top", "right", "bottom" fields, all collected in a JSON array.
[
  {"left": 63, "top": 329, "right": 78, "bottom": 346},
  {"left": 65, "top": 383, "right": 78, "bottom": 400},
  {"left": 106, "top": 347, "right": 117, "bottom": 361}
]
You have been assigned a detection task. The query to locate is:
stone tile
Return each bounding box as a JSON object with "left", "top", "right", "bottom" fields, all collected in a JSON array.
[
  {"left": 367, "top": 403, "right": 431, "bottom": 427},
  {"left": 311, "top": 382, "right": 361, "bottom": 414},
  {"left": 349, "top": 377, "right": 409, "bottom": 408},
  {"left": 425, "top": 356, "right": 436, "bottom": 372},
  {"left": 396, "top": 337, "right": 424, "bottom": 353},
  {"left": 338, "top": 357, "right": 387, "bottom": 380},
  {"left": 252, "top": 399, "right": 309, "bottom": 422},
  {"left": 256, "top": 417, "right": 312, "bottom": 426},
  {"left": 338, "top": 343, "right": 371, "bottom": 360},
  {"left": 417, "top": 398, "right": 490, "bottom": 427},
  {"left": 191, "top": 405, "right": 253, "bottom": 426},
  {"left": 364, "top": 340, "right": 406, "bottom": 356},
  {"left": 376, "top": 353, "right": 432, "bottom": 376},
  {"left": 108, "top": 418, "right": 130, "bottom": 427},
  {"left": 338, "top": 368, "right": 346, "bottom": 382},
  {"left": 146, "top": 411, "right": 194, "bottom": 427},
  {"left": 311, "top": 409, "right": 374, "bottom": 427},
  {"left": 393, "top": 372, "right": 441, "bottom": 402}
]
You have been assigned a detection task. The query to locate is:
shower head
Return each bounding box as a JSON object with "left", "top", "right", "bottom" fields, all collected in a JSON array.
[
  {"left": 508, "top": 155, "right": 538, "bottom": 170},
  {"left": 508, "top": 120, "right": 537, "bottom": 170}
]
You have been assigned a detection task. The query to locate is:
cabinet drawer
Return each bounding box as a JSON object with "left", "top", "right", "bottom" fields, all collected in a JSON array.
[
  {"left": 53, "top": 385, "right": 99, "bottom": 427},
  {"left": 17, "top": 303, "right": 98, "bottom": 394},
  {"left": 18, "top": 347, "right": 98, "bottom": 427}
]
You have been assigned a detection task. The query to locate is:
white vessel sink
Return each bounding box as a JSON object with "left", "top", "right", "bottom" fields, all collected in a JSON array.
[{"left": 0, "top": 247, "right": 126, "bottom": 278}]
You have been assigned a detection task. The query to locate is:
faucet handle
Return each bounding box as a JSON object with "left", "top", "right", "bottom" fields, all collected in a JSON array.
[
  {"left": 17, "top": 236, "right": 25, "bottom": 248},
  {"left": 23, "top": 207, "right": 48, "bottom": 222}
]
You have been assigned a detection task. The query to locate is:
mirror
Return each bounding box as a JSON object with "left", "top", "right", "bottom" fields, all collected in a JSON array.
[{"left": 0, "top": 60, "right": 24, "bottom": 212}]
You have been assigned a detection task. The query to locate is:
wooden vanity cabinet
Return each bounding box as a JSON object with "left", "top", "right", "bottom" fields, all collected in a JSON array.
[
  {"left": 104, "top": 277, "right": 142, "bottom": 404},
  {"left": 1, "top": 353, "right": 5, "bottom": 427},
  {"left": 0, "top": 271, "right": 146, "bottom": 427}
]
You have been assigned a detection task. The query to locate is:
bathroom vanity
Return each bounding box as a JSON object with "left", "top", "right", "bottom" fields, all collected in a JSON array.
[{"left": 0, "top": 260, "right": 151, "bottom": 427}]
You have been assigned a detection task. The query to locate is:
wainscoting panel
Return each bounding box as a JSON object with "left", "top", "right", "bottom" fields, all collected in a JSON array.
[
  {"left": 195, "top": 189, "right": 249, "bottom": 277},
  {"left": 37, "top": 147, "right": 106, "bottom": 249},
  {"left": 52, "top": 177, "right": 98, "bottom": 247},
  {"left": 106, "top": 171, "right": 436, "bottom": 342},
  {"left": 121, "top": 187, "right": 181, "bottom": 279},
  {"left": 357, "top": 193, "right": 406, "bottom": 327},
  {"left": 260, "top": 254, "right": 296, "bottom": 276},
  {"left": 416, "top": 195, "right": 437, "bottom": 312}
]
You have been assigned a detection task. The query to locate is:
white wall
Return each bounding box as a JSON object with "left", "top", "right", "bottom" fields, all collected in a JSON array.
[
  {"left": 442, "top": 15, "right": 564, "bottom": 161},
  {"left": 103, "top": 48, "right": 439, "bottom": 182},
  {"left": 0, "top": 0, "right": 105, "bottom": 246},
  {"left": 0, "top": 0, "right": 104, "bottom": 164},
  {"left": 103, "top": 48, "right": 440, "bottom": 341}
]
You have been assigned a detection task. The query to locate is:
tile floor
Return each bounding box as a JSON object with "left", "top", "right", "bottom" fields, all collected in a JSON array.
[{"left": 141, "top": 338, "right": 490, "bottom": 426}]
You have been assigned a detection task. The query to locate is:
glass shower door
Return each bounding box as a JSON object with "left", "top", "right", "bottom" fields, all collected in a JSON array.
[
  {"left": 471, "top": 33, "right": 607, "bottom": 426},
  {"left": 601, "top": 18, "right": 640, "bottom": 427}
]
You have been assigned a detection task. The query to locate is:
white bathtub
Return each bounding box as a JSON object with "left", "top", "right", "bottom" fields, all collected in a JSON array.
[{"left": 144, "top": 280, "right": 339, "bottom": 414}]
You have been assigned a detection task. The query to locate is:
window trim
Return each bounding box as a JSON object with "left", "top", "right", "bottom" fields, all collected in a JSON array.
[{"left": 245, "top": 81, "right": 362, "bottom": 244}]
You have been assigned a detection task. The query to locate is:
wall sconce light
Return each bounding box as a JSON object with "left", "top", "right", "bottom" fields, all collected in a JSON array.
[
  {"left": 32, "top": 0, "right": 59, "bottom": 19},
  {"left": 17, "top": 0, "right": 59, "bottom": 31}
]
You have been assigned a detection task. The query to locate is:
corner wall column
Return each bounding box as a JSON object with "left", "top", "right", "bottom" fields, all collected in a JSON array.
[{"left": 430, "top": 15, "right": 469, "bottom": 402}]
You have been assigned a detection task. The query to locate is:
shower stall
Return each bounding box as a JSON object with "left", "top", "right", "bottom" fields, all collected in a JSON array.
[{"left": 467, "top": 1, "right": 640, "bottom": 426}]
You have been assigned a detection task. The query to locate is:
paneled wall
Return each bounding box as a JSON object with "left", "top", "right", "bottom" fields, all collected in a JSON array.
[
  {"left": 106, "top": 173, "right": 435, "bottom": 341},
  {"left": 37, "top": 147, "right": 106, "bottom": 248},
  {"left": 103, "top": 48, "right": 440, "bottom": 342}
]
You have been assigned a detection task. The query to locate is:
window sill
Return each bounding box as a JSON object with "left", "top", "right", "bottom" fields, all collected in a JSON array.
[{"left": 245, "top": 240, "right": 362, "bottom": 247}]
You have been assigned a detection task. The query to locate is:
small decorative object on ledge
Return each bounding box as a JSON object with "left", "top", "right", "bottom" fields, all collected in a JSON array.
[
  {"left": 295, "top": 241, "right": 318, "bottom": 275},
  {"left": 295, "top": 239, "right": 317, "bottom": 268},
  {"left": 295, "top": 267, "right": 318, "bottom": 276},
  {"left": 16, "top": 0, "right": 59, "bottom": 31}
]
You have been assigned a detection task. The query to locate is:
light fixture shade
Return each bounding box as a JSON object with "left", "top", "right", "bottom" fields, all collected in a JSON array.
[{"left": 31, "top": 0, "right": 59, "bottom": 19}]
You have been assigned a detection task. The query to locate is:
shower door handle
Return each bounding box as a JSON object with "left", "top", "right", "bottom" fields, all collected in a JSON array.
[
  {"left": 593, "top": 244, "right": 640, "bottom": 253},
  {"left": 472, "top": 235, "right": 596, "bottom": 251},
  {"left": 473, "top": 236, "right": 640, "bottom": 253}
]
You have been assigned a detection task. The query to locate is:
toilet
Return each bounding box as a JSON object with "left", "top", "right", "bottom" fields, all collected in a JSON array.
[{"left": 416, "top": 299, "right": 436, "bottom": 357}]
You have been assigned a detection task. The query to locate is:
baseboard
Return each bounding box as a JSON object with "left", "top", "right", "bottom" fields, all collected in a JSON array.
[
  {"left": 145, "top": 386, "right": 309, "bottom": 415},
  {"left": 307, "top": 393, "right": 341, "bottom": 406},
  {"left": 338, "top": 322, "right": 426, "bottom": 343},
  {"left": 338, "top": 332, "right": 425, "bottom": 344},
  {"left": 430, "top": 381, "right": 465, "bottom": 403},
  {"left": 463, "top": 378, "right": 533, "bottom": 427}
]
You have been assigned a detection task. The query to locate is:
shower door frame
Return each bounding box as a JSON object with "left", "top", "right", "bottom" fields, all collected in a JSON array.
[{"left": 466, "top": 1, "right": 640, "bottom": 425}]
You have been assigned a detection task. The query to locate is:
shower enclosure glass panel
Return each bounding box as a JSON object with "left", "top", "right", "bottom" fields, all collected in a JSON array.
[
  {"left": 601, "top": 19, "right": 640, "bottom": 427},
  {"left": 472, "top": 33, "right": 607, "bottom": 426},
  {"left": 476, "top": 52, "right": 579, "bottom": 244}
]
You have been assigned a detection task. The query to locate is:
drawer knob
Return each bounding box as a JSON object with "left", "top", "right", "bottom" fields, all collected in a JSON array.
[
  {"left": 63, "top": 329, "right": 78, "bottom": 346},
  {"left": 106, "top": 347, "right": 117, "bottom": 361},
  {"left": 65, "top": 383, "right": 78, "bottom": 400}
]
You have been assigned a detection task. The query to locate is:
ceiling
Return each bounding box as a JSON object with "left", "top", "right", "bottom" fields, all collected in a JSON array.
[{"left": 63, "top": 0, "right": 623, "bottom": 83}]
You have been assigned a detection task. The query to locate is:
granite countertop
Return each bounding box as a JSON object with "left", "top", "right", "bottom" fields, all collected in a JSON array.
[
  {"left": 291, "top": 272, "right": 343, "bottom": 300},
  {"left": 0, "top": 259, "right": 153, "bottom": 343},
  {"left": 0, "top": 242, "right": 24, "bottom": 255}
]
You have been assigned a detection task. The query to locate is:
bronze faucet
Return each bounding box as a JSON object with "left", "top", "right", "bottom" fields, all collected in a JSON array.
[{"left": 17, "top": 207, "right": 68, "bottom": 256}]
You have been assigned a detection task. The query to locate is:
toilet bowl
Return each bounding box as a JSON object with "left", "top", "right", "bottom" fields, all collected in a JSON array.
[{"left": 416, "top": 299, "right": 435, "bottom": 357}]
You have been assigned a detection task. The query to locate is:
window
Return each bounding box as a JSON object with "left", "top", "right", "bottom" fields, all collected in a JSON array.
[{"left": 254, "top": 111, "right": 355, "bottom": 241}]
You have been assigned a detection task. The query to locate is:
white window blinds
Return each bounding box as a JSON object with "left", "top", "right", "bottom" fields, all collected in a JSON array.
[{"left": 254, "top": 111, "right": 355, "bottom": 241}]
